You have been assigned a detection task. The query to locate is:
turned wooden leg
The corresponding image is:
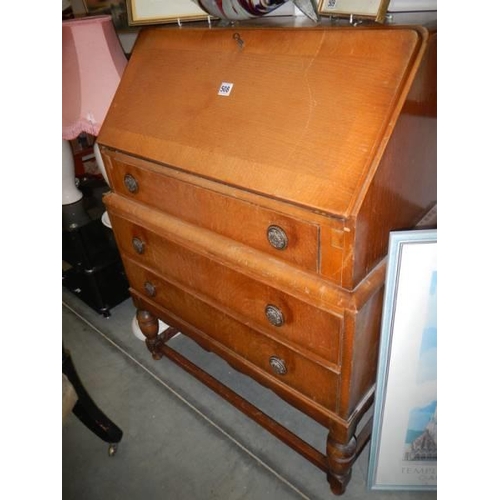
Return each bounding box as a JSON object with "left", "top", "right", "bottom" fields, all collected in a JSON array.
[
  {"left": 137, "top": 309, "right": 163, "bottom": 360},
  {"left": 326, "top": 431, "right": 357, "bottom": 495},
  {"left": 137, "top": 309, "right": 181, "bottom": 360}
]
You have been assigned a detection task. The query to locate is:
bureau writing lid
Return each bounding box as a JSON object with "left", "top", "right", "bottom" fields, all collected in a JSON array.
[{"left": 99, "top": 26, "right": 427, "bottom": 217}]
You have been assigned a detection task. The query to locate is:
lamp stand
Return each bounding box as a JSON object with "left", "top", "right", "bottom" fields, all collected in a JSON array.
[{"left": 62, "top": 139, "right": 83, "bottom": 205}]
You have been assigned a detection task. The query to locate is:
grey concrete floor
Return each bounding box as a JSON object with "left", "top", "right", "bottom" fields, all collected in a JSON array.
[{"left": 62, "top": 287, "right": 437, "bottom": 500}]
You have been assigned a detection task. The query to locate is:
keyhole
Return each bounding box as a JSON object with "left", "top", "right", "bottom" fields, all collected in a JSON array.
[{"left": 233, "top": 32, "right": 244, "bottom": 49}]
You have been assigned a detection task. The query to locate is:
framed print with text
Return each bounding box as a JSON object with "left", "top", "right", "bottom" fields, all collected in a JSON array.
[{"left": 367, "top": 229, "right": 437, "bottom": 491}]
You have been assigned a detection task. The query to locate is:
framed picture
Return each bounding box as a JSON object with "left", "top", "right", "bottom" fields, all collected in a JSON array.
[
  {"left": 126, "top": 0, "right": 211, "bottom": 26},
  {"left": 367, "top": 229, "right": 437, "bottom": 491},
  {"left": 318, "top": 0, "right": 390, "bottom": 23}
]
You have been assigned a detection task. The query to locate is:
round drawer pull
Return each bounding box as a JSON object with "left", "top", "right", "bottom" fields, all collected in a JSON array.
[
  {"left": 269, "top": 356, "right": 287, "bottom": 376},
  {"left": 132, "top": 237, "right": 145, "bottom": 254},
  {"left": 267, "top": 225, "right": 288, "bottom": 250},
  {"left": 144, "top": 281, "right": 156, "bottom": 297},
  {"left": 265, "top": 304, "right": 284, "bottom": 327},
  {"left": 124, "top": 173, "right": 139, "bottom": 193}
]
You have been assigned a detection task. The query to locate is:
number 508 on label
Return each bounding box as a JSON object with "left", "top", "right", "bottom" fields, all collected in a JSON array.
[{"left": 218, "top": 82, "right": 234, "bottom": 96}]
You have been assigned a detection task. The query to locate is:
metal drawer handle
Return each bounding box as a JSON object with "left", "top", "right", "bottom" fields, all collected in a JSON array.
[
  {"left": 265, "top": 304, "right": 284, "bottom": 327},
  {"left": 269, "top": 356, "right": 287, "bottom": 376},
  {"left": 144, "top": 281, "right": 156, "bottom": 297},
  {"left": 267, "top": 225, "right": 288, "bottom": 250},
  {"left": 132, "top": 237, "right": 145, "bottom": 254},
  {"left": 124, "top": 173, "right": 139, "bottom": 193}
]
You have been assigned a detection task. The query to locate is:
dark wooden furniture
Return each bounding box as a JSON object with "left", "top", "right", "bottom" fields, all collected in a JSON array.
[
  {"left": 97, "top": 24, "right": 436, "bottom": 495},
  {"left": 69, "top": 134, "right": 95, "bottom": 178}
]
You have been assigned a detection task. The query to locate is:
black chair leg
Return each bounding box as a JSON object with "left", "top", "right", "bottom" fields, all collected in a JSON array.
[{"left": 63, "top": 347, "right": 123, "bottom": 448}]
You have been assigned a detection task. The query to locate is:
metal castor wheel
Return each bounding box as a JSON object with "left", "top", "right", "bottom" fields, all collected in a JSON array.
[{"left": 108, "top": 443, "right": 118, "bottom": 457}]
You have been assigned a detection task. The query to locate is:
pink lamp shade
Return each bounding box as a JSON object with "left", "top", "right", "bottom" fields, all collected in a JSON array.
[{"left": 62, "top": 15, "right": 127, "bottom": 140}]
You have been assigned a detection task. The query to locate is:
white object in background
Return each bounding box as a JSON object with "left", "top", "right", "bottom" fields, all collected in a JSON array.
[
  {"left": 118, "top": 31, "right": 139, "bottom": 55},
  {"left": 388, "top": 0, "right": 437, "bottom": 11},
  {"left": 386, "top": 10, "right": 436, "bottom": 24},
  {"left": 62, "top": 139, "right": 83, "bottom": 204},
  {"left": 101, "top": 211, "right": 112, "bottom": 229},
  {"left": 94, "top": 141, "right": 114, "bottom": 229},
  {"left": 131, "top": 316, "right": 171, "bottom": 341},
  {"left": 94, "top": 142, "right": 109, "bottom": 185}
]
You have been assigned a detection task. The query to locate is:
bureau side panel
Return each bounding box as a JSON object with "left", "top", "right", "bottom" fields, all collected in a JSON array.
[
  {"left": 338, "top": 284, "right": 385, "bottom": 419},
  {"left": 349, "top": 32, "right": 437, "bottom": 288}
]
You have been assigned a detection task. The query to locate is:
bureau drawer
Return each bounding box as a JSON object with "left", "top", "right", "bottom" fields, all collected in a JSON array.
[
  {"left": 125, "top": 260, "right": 339, "bottom": 409},
  {"left": 112, "top": 214, "right": 342, "bottom": 364},
  {"left": 104, "top": 155, "right": 319, "bottom": 272}
]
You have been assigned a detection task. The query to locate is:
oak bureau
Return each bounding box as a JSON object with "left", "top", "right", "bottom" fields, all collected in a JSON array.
[{"left": 98, "top": 24, "right": 436, "bottom": 495}]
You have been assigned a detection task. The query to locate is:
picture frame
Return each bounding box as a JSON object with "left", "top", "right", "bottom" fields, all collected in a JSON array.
[
  {"left": 126, "top": 0, "right": 211, "bottom": 26},
  {"left": 367, "top": 229, "right": 437, "bottom": 491},
  {"left": 318, "top": 0, "right": 390, "bottom": 23}
]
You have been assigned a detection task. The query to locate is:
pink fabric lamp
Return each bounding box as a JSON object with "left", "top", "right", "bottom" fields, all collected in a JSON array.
[{"left": 62, "top": 15, "right": 127, "bottom": 205}]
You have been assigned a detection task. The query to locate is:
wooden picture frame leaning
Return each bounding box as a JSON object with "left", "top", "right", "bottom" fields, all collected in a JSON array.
[
  {"left": 126, "top": 0, "right": 211, "bottom": 26},
  {"left": 318, "top": 0, "right": 390, "bottom": 23}
]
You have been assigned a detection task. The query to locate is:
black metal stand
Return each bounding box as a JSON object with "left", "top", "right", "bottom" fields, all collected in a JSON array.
[
  {"left": 62, "top": 178, "right": 130, "bottom": 317},
  {"left": 63, "top": 346, "right": 123, "bottom": 455}
]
